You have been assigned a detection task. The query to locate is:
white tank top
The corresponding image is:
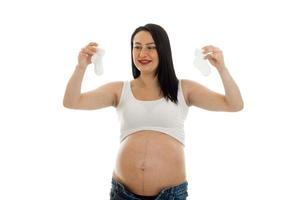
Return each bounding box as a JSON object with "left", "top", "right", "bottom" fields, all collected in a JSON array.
[{"left": 116, "top": 79, "right": 189, "bottom": 146}]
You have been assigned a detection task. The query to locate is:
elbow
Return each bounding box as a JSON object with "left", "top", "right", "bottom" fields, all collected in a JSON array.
[
  {"left": 229, "top": 102, "right": 244, "bottom": 112},
  {"left": 63, "top": 101, "right": 72, "bottom": 109},
  {"left": 224, "top": 97, "right": 244, "bottom": 112},
  {"left": 231, "top": 105, "right": 244, "bottom": 112},
  {"left": 63, "top": 99, "right": 76, "bottom": 109},
  {"left": 225, "top": 98, "right": 244, "bottom": 112},
  {"left": 63, "top": 95, "right": 81, "bottom": 109}
]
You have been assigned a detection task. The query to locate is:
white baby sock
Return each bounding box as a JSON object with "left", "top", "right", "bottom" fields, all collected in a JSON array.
[
  {"left": 193, "top": 48, "right": 211, "bottom": 76},
  {"left": 91, "top": 48, "right": 105, "bottom": 75}
]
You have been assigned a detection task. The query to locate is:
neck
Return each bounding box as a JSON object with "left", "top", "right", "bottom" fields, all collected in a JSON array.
[{"left": 136, "top": 74, "right": 159, "bottom": 88}]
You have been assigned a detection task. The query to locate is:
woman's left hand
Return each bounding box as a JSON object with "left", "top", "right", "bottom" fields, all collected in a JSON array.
[{"left": 202, "top": 45, "right": 226, "bottom": 71}]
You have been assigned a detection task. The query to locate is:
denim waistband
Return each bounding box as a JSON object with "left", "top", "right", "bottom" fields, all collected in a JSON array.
[{"left": 111, "top": 178, "right": 188, "bottom": 198}]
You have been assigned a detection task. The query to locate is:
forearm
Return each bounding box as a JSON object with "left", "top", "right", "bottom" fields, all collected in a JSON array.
[
  {"left": 63, "top": 65, "right": 87, "bottom": 107},
  {"left": 218, "top": 67, "right": 244, "bottom": 110}
]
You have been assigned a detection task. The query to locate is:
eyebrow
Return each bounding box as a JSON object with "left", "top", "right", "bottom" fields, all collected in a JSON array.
[{"left": 134, "top": 42, "right": 155, "bottom": 45}]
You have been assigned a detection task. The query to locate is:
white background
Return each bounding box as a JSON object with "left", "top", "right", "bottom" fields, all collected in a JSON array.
[{"left": 0, "top": 0, "right": 299, "bottom": 199}]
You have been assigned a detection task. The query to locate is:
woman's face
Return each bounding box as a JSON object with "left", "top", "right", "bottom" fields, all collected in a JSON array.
[{"left": 132, "top": 31, "right": 159, "bottom": 74}]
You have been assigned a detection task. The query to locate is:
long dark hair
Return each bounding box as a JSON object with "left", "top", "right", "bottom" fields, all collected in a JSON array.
[{"left": 130, "top": 23, "right": 179, "bottom": 104}]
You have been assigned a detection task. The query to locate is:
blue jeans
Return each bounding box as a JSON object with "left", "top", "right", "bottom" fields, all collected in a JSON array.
[{"left": 110, "top": 178, "right": 188, "bottom": 200}]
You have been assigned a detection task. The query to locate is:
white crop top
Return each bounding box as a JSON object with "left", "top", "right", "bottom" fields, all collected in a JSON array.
[{"left": 116, "top": 79, "right": 189, "bottom": 146}]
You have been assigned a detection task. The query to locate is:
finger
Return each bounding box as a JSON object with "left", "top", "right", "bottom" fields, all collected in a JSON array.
[
  {"left": 207, "top": 51, "right": 220, "bottom": 59},
  {"left": 202, "top": 45, "right": 222, "bottom": 54},
  {"left": 204, "top": 54, "right": 213, "bottom": 60},
  {"left": 86, "top": 45, "right": 97, "bottom": 53},
  {"left": 88, "top": 42, "right": 98, "bottom": 47},
  {"left": 201, "top": 45, "right": 214, "bottom": 54},
  {"left": 79, "top": 52, "right": 89, "bottom": 58},
  {"left": 81, "top": 47, "right": 95, "bottom": 55},
  {"left": 204, "top": 53, "right": 219, "bottom": 61}
]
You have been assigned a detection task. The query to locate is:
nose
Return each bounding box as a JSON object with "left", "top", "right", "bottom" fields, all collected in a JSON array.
[{"left": 139, "top": 47, "right": 148, "bottom": 57}]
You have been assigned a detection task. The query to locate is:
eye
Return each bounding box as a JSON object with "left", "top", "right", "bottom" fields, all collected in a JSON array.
[
  {"left": 147, "top": 46, "right": 156, "bottom": 50},
  {"left": 134, "top": 46, "right": 142, "bottom": 50}
]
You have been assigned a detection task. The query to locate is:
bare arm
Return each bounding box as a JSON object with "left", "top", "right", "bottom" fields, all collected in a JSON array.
[
  {"left": 218, "top": 67, "right": 244, "bottom": 111},
  {"left": 63, "top": 65, "right": 86, "bottom": 108},
  {"left": 186, "top": 45, "right": 243, "bottom": 112},
  {"left": 185, "top": 68, "right": 243, "bottom": 112},
  {"left": 63, "top": 42, "right": 120, "bottom": 110},
  {"left": 63, "top": 66, "right": 120, "bottom": 110},
  {"left": 184, "top": 79, "right": 229, "bottom": 111}
]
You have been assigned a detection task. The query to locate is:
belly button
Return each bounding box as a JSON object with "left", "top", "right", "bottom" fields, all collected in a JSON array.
[{"left": 139, "top": 163, "right": 146, "bottom": 171}]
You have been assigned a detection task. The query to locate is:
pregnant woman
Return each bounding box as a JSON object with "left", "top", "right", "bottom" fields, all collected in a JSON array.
[{"left": 63, "top": 23, "right": 244, "bottom": 200}]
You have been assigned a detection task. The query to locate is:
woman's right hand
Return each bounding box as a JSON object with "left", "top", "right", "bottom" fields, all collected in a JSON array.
[{"left": 77, "top": 42, "right": 98, "bottom": 69}]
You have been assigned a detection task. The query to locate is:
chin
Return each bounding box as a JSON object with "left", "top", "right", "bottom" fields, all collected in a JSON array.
[
  {"left": 137, "top": 67, "right": 156, "bottom": 74},
  {"left": 137, "top": 65, "right": 153, "bottom": 70}
]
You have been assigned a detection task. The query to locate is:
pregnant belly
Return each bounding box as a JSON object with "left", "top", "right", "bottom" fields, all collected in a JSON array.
[{"left": 112, "top": 130, "right": 186, "bottom": 196}]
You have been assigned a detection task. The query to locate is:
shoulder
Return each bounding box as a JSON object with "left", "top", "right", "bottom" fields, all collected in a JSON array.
[
  {"left": 105, "top": 81, "right": 128, "bottom": 107},
  {"left": 106, "top": 81, "right": 126, "bottom": 94},
  {"left": 99, "top": 81, "right": 124, "bottom": 92},
  {"left": 180, "top": 78, "right": 198, "bottom": 92},
  {"left": 108, "top": 80, "right": 125, "bottom": 88},
  {"left": 180, "top": 78, "right": 205, "bottom": 90},
  {"left": 179, "top": 79, "right": 194, "bottom": 106},
  {"left": 180, "top": 79, "right": 207, "bottom": 106},
  {"left": 92, "top": 81, "right": 124, "bottom": 107}
]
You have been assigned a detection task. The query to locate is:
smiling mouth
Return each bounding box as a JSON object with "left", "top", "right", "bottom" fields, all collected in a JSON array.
[{"left": 138, "top": 60, "right": 152, "bottom": 65}]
